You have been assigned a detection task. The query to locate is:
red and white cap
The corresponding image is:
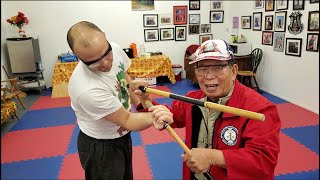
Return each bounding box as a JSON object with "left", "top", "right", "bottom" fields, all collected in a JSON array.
[{"left": 189, "top": 39, "right": 234, "bottom": 64}]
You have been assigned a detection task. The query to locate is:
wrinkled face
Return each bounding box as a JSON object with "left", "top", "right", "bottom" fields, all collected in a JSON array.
[
  {"left": 194, "top": 59, "right": 238, "bottom": 100},
  {"left": 73, "top": 32, "right": 113, "bottom": 72}
]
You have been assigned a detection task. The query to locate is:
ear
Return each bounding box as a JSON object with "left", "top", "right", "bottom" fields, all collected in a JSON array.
[{"left": 231, "top": 64, "right": 238, "bottom": 80}]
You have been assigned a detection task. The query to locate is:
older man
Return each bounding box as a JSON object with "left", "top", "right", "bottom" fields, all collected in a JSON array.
[{"left": 134, "top": 39, "right": 281, "bottom": 180}]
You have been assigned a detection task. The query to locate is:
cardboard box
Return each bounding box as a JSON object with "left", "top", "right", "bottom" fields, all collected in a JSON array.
[{"left": 135, "top": 77, "right": 157, "bottom": 86}]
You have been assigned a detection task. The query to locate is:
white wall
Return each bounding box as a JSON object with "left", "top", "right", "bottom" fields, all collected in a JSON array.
[
  {"left": 1, "top": 1, "right": 319, "bottom": 114},
  {"left": 225, "top": 1, "right": 319, "bottom": 114}
]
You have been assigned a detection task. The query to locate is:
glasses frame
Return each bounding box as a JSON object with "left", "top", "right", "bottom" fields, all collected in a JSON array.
[
  {"left": 80, "top": 41, "right": 112, "bottom": 66},
  {"left": 194, "top": 63, "right": 231, "bottom": 76}
]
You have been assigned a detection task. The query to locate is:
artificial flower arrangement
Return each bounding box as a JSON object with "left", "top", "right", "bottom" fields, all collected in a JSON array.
[{"left": 6, "top": 12, "right": 29, "bottom": 31}]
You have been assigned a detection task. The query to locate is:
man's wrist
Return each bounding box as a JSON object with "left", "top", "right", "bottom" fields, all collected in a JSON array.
[{"left": 209, "top": 149, "right": 226, "bottom": 168}]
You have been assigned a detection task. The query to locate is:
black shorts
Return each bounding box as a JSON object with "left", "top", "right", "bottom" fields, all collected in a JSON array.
[{"left": 77, "top": 130, "right": 133, "bottom": 180}]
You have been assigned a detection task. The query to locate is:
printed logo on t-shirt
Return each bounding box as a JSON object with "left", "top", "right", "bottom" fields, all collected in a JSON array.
[
  {"left": 221, "top": 126, "right": 238, "bottom": 146},
  {"left": 115, "top": 62, "right": 130, "bottom": 110}
]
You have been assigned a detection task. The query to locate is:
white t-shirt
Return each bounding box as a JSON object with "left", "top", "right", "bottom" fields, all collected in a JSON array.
[{"left": 68, "top": 42, "right": 131, "bottom": 139}]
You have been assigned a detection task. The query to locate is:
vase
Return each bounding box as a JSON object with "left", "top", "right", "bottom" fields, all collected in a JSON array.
[{"left": 18, "top": 26, "right": 26, "bottom": 38}]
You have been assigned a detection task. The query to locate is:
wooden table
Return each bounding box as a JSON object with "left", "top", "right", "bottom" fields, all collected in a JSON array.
[
  {"left": 127, "top": 55, "right": 176, "bottom": 84},
  {"left": 51, "top": 60, "right": 78, "bottom": 98},
  {"left": 51, "top": 55, "right": 176, "bottom": 98}
]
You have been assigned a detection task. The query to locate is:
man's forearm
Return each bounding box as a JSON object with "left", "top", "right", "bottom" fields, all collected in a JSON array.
[{"left": 126, "top": 112, "right": 153, "bottom": 131}]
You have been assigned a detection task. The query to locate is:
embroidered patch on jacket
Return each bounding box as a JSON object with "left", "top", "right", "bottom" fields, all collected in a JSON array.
[{"left": 221, "top": 126, "right": 238, "bottom": 146}]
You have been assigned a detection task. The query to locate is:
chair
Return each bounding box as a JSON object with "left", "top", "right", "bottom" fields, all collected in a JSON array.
[
  {"left": 1, "top": 78, "right": 27, "bottom": 109},
  {"left": 1, "top": 101, "right": 19, "bottom": 124},
  {"left": 237, "top": 48, "right": 263, "bottom": 93},
  {"left": 184, "top": 44, "right": 200, "bottom": 84}
]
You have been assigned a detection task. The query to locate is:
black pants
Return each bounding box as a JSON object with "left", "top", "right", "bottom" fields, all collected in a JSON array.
[{"left": 77, "top": 130, "right": 133, "bottom": 180}]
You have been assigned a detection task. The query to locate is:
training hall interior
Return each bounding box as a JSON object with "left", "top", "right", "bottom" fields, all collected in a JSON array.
[{"left": 1, "top": 1, "right": 319, "bottom": 179}]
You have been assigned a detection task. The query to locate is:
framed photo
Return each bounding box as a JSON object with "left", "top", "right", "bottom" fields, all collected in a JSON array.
[
  {"left": 241, "top": 16, "right": 251, "bottom": 29},
  {"left": 189, "top": 14, "right": 201, "bottom": 24},
  {"left": 265, "top": 0, "right": 275, "bottom": 11},
  {"left": 233, "top": 16, "right": 240, "bottom": 29},
  {"left": 285, "top": 38, "right": 302, "bottom": 57},
  {"left": 254, "top": 0, "right": 264, "bottom": 9},
  {"left": 175, "top": 26, "right": 187, "bottom": 41},
  {"left": 173, "top": 6, "right": 188, "bottom": 25},
  {"left": 253, "top": 12, "right": 262, "bottom": 31},
  {"left": 199, "top": 34, "right": 213, "bottom": 44},
  {"left": 160, "top": 28, "right": 174, "bottom": 41},
  {"left": 274, "top": 11, "right": 287, "bottom": 32},
  {"left": 132, "top": 0, "right": 155, "bottom": 11},
  {"left": 262, "top": 31, "right": 274, "bottom": 45},
  {"left": 210, "top": 0, "right": 223, "bottom": 10},
  {"left": 265, "top": 15, "right": 274, "bottom": 30},
  {"left": 210, "top": 11, "right": 224, "bottom": 23},
  {"left": 188, "top": 24, "right": 200, "bottom": 35},
  {"left": 306, "top": 33, "right": 319, "bottom": 52},
  {"left": 293, "top": 0, "right": 305, "bottom": 10},
  {"left": 201, "top": 24, "right": 211, "bottom": 33},
  {"left": 143, "top": 14, "right": 158, "bottom": 27},
  {"left": 276, "top": 0, "right": 288, "bottom": 10},
  {"left": 310, "top": 0, "right": 319, "bottom": 3},
  {"left": 273, "top": 33, "right": 285, "bottom": 52},
  {"left": 308, "top": 11, "right": 319, "bottom": 31},
  {"left": 159, "top": 13, "right": 172, "bottom": 26},
  {"left": 189, "top": 0, "right": 200, "bottom": 10},
  {"left": 144, "top": 29, "right": 159, "bottom": 42}
]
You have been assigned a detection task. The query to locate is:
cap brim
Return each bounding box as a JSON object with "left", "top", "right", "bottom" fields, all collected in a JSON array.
[{"left": 189, "top": 56, "right": 233, "bottom": 64}]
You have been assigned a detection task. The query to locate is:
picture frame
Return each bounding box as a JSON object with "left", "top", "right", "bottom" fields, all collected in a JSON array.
[
  {"left": 233, "top": 16, "right": 240, "bottom": 29},
  {"left": 189, "top": 14, "right": 201, "bottom": 24},
  {"left": 210, "top": 0, "right": 223, "bottom": 10},
  {"left": 143, "top": 14, "right": 158, "bottom": 27},
  {"left": 199, "top": 34, "right": 213, "bottom": 44},
  {"left": 253, "top": 12, "right": 262, "bottom": 31},
  {"left": 210, "top": 11, "right": 224, "bottom": 23},
  {"left": 144, "top": 29, "right": 159, "bottom": 42},
  {"left": 308, "top": 11, "right": 319, "bottom": 31},
  {"left": 285, "top": 38, "right": 302, "bottom": 57},
  {"left": 310, "top": 0, "right": 319, "bottom": 3},
  {"left": 306, "top": 33, "right": 319, "bottom": 52},
  {"left": 293, "top": 0, "right": 305, "bottom": 10},
  {"left": 159, "top": 13, "right": 173, "bottom": 26},
  {"left": 265, "top": 15, "right": 274, "bottom": 30},
  {"left": 132, "top": 0, "right": 155, "bottom": 11},
  {"left": 262, "top": 31, "right": 274, "bottom": 45},
  {"left": 276, "top": 0, "right": 288, "bottom": 10},
  {"left": 265, "top": 0, "right": 275, "bottom": 11},
  {"left": 160, "top": 28, "right": 174, "bottom": 41},
  {"left": 274, "top": 11, "right": 287, "bottom": 32},
  {"left": 175, "top": 26, "right": 187, "bottom": 41},
  {"left": 188, "top": 24, "right": 200, "bottom": 35},
  {"left": 201, "top": 24, "right": 211, "bottom": 33},
  {"left": 273, "top": 33, "right": 285, "bottom": 52},
  {"left": 241, "top": 16, "right": 251, "bottom": 29},
  {"left": 189, "top": 0, "right": 200, "bottom": 10},
  {"left": 173, "top": 6, "right": 188, "bottom": 25},
  {"left": 254, "top": 0, "right": 264, "bottom": 9}
]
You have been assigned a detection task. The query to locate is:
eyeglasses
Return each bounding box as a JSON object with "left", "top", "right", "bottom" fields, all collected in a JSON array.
[
  {"left": 81, "top": 41, "right": 112, "bottom": 66},
  {"left": 194, "top": 63, "right": 230, "bottom": 77}
]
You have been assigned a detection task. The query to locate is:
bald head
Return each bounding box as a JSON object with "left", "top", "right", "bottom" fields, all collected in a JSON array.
[{"left": 67, "top": 21, "right": 103, "bottom": 51}]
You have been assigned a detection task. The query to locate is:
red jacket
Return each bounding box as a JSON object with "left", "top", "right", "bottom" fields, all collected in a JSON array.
[{"left": 138, "top": 80, "right": 281, "bottom": 180}]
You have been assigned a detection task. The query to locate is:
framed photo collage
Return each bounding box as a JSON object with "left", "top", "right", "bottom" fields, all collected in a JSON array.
[
  {"left": 142, "top": 0, "right": 225, "bottom": 44},
  {"left": 250, "top": 0, "right": 319, "bottom": 56}
]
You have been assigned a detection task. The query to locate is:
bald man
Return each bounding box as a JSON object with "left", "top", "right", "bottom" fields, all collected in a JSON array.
[{"left": 67, "top": 21, "right": 173, "bottom": 180}]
